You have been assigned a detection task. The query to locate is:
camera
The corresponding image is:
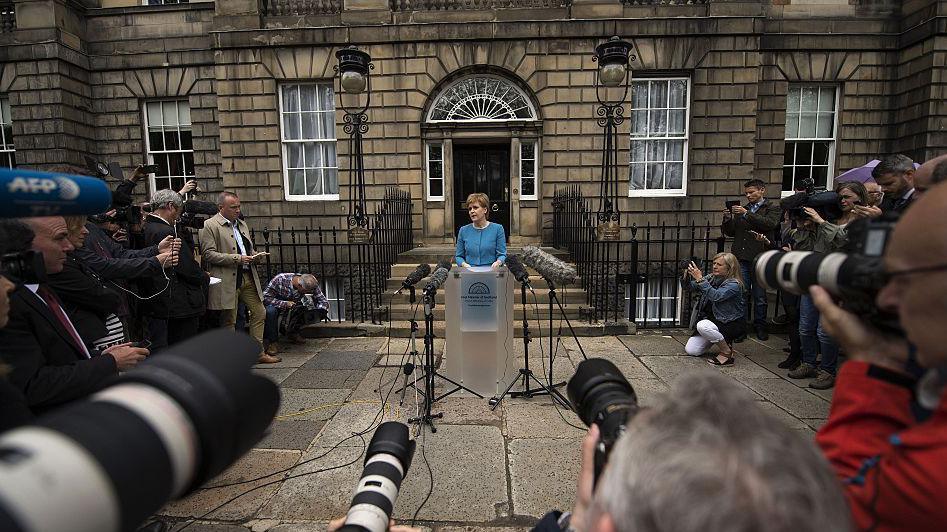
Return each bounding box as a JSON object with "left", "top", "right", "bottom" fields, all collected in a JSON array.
[
  {"left": 0, "top": 250, "right": 46, "bottom": 285},
  {"left": 338, "top": 421, "right": 415, "bottom": 532},
  {"left": 89, "top": 205, "right": 143, "bottom": 228},
  {"left": 781, "top": 190, "right": 843, "bottom": 223},
  {"left": 753, "top": 216, "right": 901, "bottom": 335},
  {"left": 567, "top": 358, "right": 639, "bottom": 483},
  {"left": 0, "top": 330, "right": 279, "bottom": 532}
]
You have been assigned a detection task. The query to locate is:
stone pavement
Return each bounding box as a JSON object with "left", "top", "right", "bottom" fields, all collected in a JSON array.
[{"left": 157, "top": 332, "right": 832, "bottom": 531}]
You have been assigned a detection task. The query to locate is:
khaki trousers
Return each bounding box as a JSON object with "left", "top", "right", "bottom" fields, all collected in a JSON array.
[{"left": 221, "top": 275, "right": 265, "bottom": 347}]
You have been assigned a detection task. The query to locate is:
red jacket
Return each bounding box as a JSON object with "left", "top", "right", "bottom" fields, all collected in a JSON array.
[{"left": 816, "top": 361, "right": 947, "bottom": 532}]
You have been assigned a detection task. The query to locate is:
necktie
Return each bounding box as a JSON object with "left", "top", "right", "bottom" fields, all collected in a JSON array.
[{"left": 37, "top": 286, "right": 90, "bottom": 358}]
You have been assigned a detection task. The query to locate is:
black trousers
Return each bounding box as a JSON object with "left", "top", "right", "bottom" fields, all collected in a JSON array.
[{"left": 781, "top": 291, "right": 802, "bottom": 358}]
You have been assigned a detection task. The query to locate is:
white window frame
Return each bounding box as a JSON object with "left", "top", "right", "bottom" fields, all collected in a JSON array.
[
  {"left": 628, "top": 77, "right": 690, "bottom": 198},
  {"left": 322, "top": 277, "right": 346, "bottom": 322},
  {"left": 0, "top": 96, "right": 14, "bottom": 168},
  {"left": 143, "top": 99, "right": 194, "bottom": 195},
  {"left": 519, "top": 139, "right": 538, "bottom": 200},
  {"left": 625, "top": 278, "right": 683, "bottom": 324},
  {"left": 781, "top": 85, "right": 839, "bottom": 198},
  {"left": 426, "top": 142, "right": 444, "bottom": 201},
  {"left": 278, "top": 83, "right": 339, "bottom": 202}
]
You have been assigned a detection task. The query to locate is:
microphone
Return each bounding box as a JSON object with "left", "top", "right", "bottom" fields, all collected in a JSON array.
[
  {"left": 521, "top": 246, "right": 579, "bottom": 285},
  {"left": 183, "top": 199, "right": 219, "bottom": 216},
  {"left": 505, "top": 254, "right": 531, "bottom": 286},
  {"left": 397, "top": 263, "right": 431, "bottom": 293},
  {"left": 423, "top": 259, "right": 452, "bottom": 295},
  {"left": 0, "top": 167, "right": 112, "bottom": 218}
]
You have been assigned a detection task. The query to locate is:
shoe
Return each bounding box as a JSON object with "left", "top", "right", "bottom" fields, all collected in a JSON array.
[
  {"left": 287, "top": 333, "right": 307, "bottom": 344},
  {"left": 772, "top": 314, "right": 790, "bottom": 325},
  {"left": 733, "top": 333, "right": 748, "bottom": 343},
  {"left": 777, "top": 355, "right": 801, "bottom": 370},
  {"left": 755, "top": 325, "right": 769, "bottom": 341},
  {"left": 809, "top": 370, "right": 836, "bottom": 390},
  {"left": 707, "top": 354, "right": 734, "bottom": 366},
  {"left": 264, "top": 342, "right": 279, "bottom": 355},
  {"left": 257, "top": 353, "right": 282, "bottom": 364},
  {"left": 788, "top": 363, "right": 818, "bottom": 379}
]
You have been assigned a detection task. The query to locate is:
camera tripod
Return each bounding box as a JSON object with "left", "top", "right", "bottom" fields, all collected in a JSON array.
[
  {"left": 489, "top": 279, "right": 571, "bottom": 410},
  {"left": 408, "top": 288, "right": 483, "bottom": 433},
  {"left": 542, "top": 276, "right": 586, "bottom": 401},
  {"left": 383, "top": 287, "right": 427, "bottom": 406}
]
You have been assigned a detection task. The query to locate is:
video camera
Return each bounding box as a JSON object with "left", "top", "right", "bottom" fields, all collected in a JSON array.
[
  {"left": 0, "top": 250, "right": 46, "bottom": 285},
  {"left": 88, "top": 204, "right": 143, "bottom": 228},
  {"left": 781, "top": 189, "right": 843, "bottom": 224},
  {"left": 753, "top": 214, "right": 901, "bottom": 335}
]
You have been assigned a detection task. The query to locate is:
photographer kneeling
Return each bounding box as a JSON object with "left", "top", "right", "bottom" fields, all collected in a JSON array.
[
  {"left": 682, "top": 252, "right": 746, "bottom": 366},
  {"left": 812, "top": 183, "right": 947, "bottom": 531}
]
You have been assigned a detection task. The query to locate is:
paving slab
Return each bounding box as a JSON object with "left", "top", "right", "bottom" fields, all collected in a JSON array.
[
  {"left": 160, "top": 449, "right": 301, "bottom": 520},
  {"left": 377, "top": 351, "right": 443, "bottom": 369},
  {"left": 755, "top": 401, "right": 811, "bottom": 431},
  {"left": 618, "top": 335, "right": 686, "bottom": 356},
  {"left": 253, "top": 368, "right": 296, "bottom": 385},
  {"left": 348, "top": 366, "right": 416, "bottom": 401},
  {"left": 802, "top": 418, "right": 828, "bottom": 431},
  {"left": 256, "top": 420, "right": 327, "bottom": 451},
  {"left": 435, "top": 396, "right": 504, "bottom": 425},
  {"left": 741, "top": 378, "right": 831, "bottom": 419},
  {"left": 378, "top": 337, "right": 445, "bottom": 356},
  {"left": 637, "top": 355, "right": 716, "bottom": 384},
  {"left": 328, "top": 337, "right": 387, "bottom": 352},
  {"left": 276, "top": 389, "right": 352, "bottom": 422},
  {"left": 313, "top": 401, "right": 414, "bottom": 448},
  {"left": 503, "top": 402, "right": 585, "bottom": 439},
  {"left": 626, "top": 378, "right": 670, "bottom": 407},
  {"left": 712, "top": 355, "right": 782, "bottom": 380},
  {"left": 395, "top": 425, "right": 509, "bottom": 522},
  {"left": 303, "top": 350, "right": 381, "bottom": 370},
  {"left": 439, "top": 527, "right": 529, "bottom": 532},
  {"left": 168, "top": 524, "right": 250, "bottom": 532},
  {"left": 281, "top": 369, "right": 366, "bottom": 389},
  {"left": 254, "top": 352, "right": 318, "bottom": 369},
  {"left": 508, "top": 437, "right": 582, "bottom": 518},
  {"left": 259, "top": 445, "right": 365, "bottom": 520}
]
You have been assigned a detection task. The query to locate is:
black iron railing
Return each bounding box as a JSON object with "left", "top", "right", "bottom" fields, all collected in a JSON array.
[
  {"left": 241, "top": 188, "right": 412, "bottom": 324},
  {"left": 553, "top": 185, "right": 781, "bottom": 329}
]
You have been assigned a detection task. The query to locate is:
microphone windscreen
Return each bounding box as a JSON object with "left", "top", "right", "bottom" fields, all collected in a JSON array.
[
  {"left": 0, "top": 167, "right": 112, "bottom": 218},
  {"left": 521, "top": 246, "right": 579, "bottom": 285},
  {"left": 436, "top": 259, "right": 453, "bottom": 272},
  {"left": 505, "top": 254, "right": 530, "bottom": 284}
]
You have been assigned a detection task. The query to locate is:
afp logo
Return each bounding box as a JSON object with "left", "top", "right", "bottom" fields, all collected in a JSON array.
[
  {"left": 467, "top": 282, "right": 491, "bottom": 295},
  {"left": 6, "top": 175, "right": 80, "bottom": 200}
]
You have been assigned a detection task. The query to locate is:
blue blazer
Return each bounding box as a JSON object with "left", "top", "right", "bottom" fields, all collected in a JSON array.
[{"left": 455, "top": 222, "right": 507, "bottom": 267}]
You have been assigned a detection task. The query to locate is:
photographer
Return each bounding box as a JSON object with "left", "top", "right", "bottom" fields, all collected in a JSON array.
[
  {"left": 139, "top": 190, "right": 207, "bottom": 351},
  {"left": 682, "top": 253, "right": 746, "bottom": 366},
  {"left": 721, "top": 179, "right": 781, "bottom": 341},
  {"left": 261, "top": 272, "right": 327, "bottom": 356},
  {"left": 811, "top": 183, "right": 947, "bottom": 531},
  {"left": 535, "top": 372, "right": 850, "bottom": 532}
]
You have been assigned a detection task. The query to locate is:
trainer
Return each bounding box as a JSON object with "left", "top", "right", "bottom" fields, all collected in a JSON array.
[{"left": 455, "top": 192, "right": 506, "bottom": 268}]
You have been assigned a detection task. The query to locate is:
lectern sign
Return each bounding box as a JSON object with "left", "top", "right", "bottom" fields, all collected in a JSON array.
[{"left": 460, "top": 268, "right": 498, "bottom": 331}]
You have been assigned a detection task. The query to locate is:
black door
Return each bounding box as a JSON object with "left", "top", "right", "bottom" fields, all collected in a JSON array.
[{"left": 453, "top": 144, "right": 511, "bottom": 241}]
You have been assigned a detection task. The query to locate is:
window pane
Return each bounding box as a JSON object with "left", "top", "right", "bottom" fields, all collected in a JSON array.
[
  {"left": 430, "top": 161, "right": 443, "bottom": 180},
  {"left": 180, "top": 129, "right": 193, "bottom": 150},
  {"left": 649, "top": 80, "right": 668, "bottom": 109},
  {"left": 631, "top": 110, "right": 648, "bottom": 137},
  {"left": 801, "top": 87, "right": 818, "bottom": 113},
  {"left": 631, "top": 82, "right": 648, "bottom": 108},
  {"left": 149, "top": 129, "right": 164, "bottom": 151},
  {"left": 322, "top": 111, "right": 335, "bottom": 139},
  {"left": 784, "top": 142, "right": 795, "bottom": 164},
  {"left": 164, "top": 130, "right": 180, "bottom": 151},
  {"left": 305, "top": 142, "right": 323, "bottom": 168},
  {"left": 155, "top": 153, "right": 170, "bottom": 176},
  {"left": 521, "top": 142, "right": 534, "bottom": 160},
  {"left": 306, "top": 169, "right": 323, "bottom": 195},
  {"left": 787, "top": 88, "right": 801, "bottom": 113},
  {"left": 812, "top": 166, "right": 828, "bottom": 188},
  {"left": 818, "top": 87, "right": 835, "bottom": 112},
  {"left": 668, "top": 109, "right": 685, "bottom": 136},
  {"left": 669, "top": 79, "right": 686, "bottom": 108},
  {"left": 162, "top": 101, "right": 178, "bottom": 127},
  {"left": 667, "top": 140, "right": 684, "bottom": 162},
  {"left": 300, "top": 85, "right": 318, "bottom": 112},
  {"left": 183, "top": 152, "right": 194, "bottom": 176},
  {"left": 430, "top": 179, "right": 443, "bottom": 197},
  {"left": 177, "top": 103, "right": 191, "bottom": 126},
  {"left": 630, "top": 140, "right": 646, "bottom": 163},
  {"left": 325, "top": 168, "right": 338, "bottom": 194},
  {"left": 320, "top": 85, "right": 335, "bottom": 112},
  {"left": 282, "top": 86, "right": 299, "bottom": 112},
  {"left": 799, "top": 113, "right": 817, "bottom": 138},
  {"left": 817, "top": 114, "right": 833, "bottom": 138},
  {"left": 2, "top": 125, "right": 11, "bottom": 147},
  {"left": 302, "top": 112, "right": 318, "bottom": 139},
  {"left": 785, "top": 113, "right": 799, "bottom": 139},
  {"left": 813, "top": 141, "right": 830, "bottom": 165},
  {"left": 648, "top": 109, "right": 667, "bottom": 136},
  {"left": 324, "top": 143, "right": 337, "bottom": 168},
  {"left": 167, "top": 152, "right": 183, "bottom": 176},
  {"left": 289, "top": 169, "right": 305, "bottom": 195},
  {"left": 630, "top": 163, "right": 645, "bottom": 189},
  {"left": 521, "top": 160, "right": 533, "bottom": 178},
  {"left": 666, "top": 163, "right": 683, "bottom": 189},
  {"left": 647, "top": 140, "right": 666, "bottom": 163},
  {"left": 796, "top": 142, "right": 812, "bottom": 165},
  {"left": 287, "top": 143, "right": 303, "bottom": 168},
  {"left": 794, "top": 165, "right": 812, "bottom": 183},
  {"left": 429, "top": 144, "right": 442, "bottom": 160},
  {"left": 0, "top": 98, "right": 10, "bottom": 123},
  {"left": 647, "top": 163, "right": 664, "bottom": 189},
  {"left": 283, "top": 113, "right": 300, "bottom": 140},
  {"left": 147, "top": 102, "right": 162, "bottom": 127},
  {"left": 782, "top": 166, "right": 794, "bottom": 191}
]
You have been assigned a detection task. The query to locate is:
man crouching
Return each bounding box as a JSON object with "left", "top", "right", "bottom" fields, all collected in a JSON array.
[{"left": 262, "top": 273, "right": 328, "bottom": 356}]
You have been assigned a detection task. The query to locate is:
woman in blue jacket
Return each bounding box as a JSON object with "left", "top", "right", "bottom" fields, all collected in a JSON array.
[
  {"left": 455, "top": 193, "right": 506, "bottom": 268},
  {"left": 683, "top": 252, "right": 746, "bottom": 365}
]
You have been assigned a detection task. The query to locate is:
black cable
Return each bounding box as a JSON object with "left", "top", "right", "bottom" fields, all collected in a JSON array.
[{"left": 410, "top": 424, "right": 434, "bottom": 527}]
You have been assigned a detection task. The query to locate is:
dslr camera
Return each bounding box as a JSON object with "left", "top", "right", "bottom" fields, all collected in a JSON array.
[
  {"left": 753, "top": 215, "right": 900, "bottom": 335},
  {"left": 567, "top": 358, "right": 639, "bottom": 483},
  {"left": 0, "top": 250, "right": 46, "bottom": 285}
]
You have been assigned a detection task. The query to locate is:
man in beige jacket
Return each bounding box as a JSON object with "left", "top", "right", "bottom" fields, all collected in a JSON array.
[{"left": 199, "top": 192, "right": 280, "bottom": 363}]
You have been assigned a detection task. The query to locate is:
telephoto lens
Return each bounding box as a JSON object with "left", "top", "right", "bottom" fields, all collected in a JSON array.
[
  {"left": 0, "top": 330, "right": 279, "bottom": 532},
  {"left": 338, "top": 422, "right": 416, "bottom": 532},
  {"left": 566, "top": 358, "right": 639, "bottom": 483}
]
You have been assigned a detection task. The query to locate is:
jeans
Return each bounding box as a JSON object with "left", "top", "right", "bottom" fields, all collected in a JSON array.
[
  {"left": 264, "top": 304, "right": 280, "bottom": 343},
  {"left": 781, "top": 292, "right": 801, "bottom": 358},
  {"left": 799, "top": 294, "right": 839, "bottom": 375},
  {"left": 685, "top": 319, "right": 725, "bottom": 356},
  {"left": 739, "top": 259, "right": 768, "bottom": 327}
]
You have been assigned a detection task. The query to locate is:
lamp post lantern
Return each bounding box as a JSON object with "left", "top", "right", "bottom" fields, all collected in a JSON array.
[
  {"left": 335, "top": 45, "right": 374, "bottom": 243},
  {"left": 593, "top": 36, "right": 634, "bottom": 241}
]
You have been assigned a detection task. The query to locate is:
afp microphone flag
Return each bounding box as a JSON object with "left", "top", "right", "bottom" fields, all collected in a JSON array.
[{"left": 0, "top": 167, "right": 112, "bottom": 218}]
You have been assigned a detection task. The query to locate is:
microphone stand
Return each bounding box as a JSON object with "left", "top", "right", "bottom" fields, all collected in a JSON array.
[
  {"left": 489, "top": 278, "right": 570, "bottom": 410},
  {"left": 389, "top": 286, "right": 425, "bottom": 405},
  {"left": 409, "top": 286, "right": 483, "bottom": 433},
  {"left": 543, "top": 275, "right": 586, "bottom": 402}
]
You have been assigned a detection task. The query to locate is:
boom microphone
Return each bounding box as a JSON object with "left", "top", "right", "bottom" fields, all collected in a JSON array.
[
  {"left": 397, "top": 263, "right": 431, "bottom": 293},
  {"left": 0, "top": 167, "right": 112, "bottom": 218},
  {"left": 423, "top": 260, "right": 452, "bottom": 295},
  {"left": 183, "top": 199, "right": 219, "bottom": 216},
  {"left": 521, "top": 246, "right": 579, "bottom": 285},
  {"left": 505, "top": 254, "right": 531, "bottom": 286}
]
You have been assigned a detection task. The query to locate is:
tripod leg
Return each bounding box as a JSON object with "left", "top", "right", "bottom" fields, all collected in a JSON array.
[{"left": 489, "top": 371, "right": 522, "bottom": 411}]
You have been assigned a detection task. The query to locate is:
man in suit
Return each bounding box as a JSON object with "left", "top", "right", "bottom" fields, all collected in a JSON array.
[
  {"left": 0, "top": 218, "right": 149, "bottom": 414},
  {"left": 720, "top": 179, "right": 781, "bottom": 341},
  {"left": 872, "top": 154, "right": 917, "bottom": 215},
  {"left": 199, "top": 192, "right": 278, "bottom": 363}
]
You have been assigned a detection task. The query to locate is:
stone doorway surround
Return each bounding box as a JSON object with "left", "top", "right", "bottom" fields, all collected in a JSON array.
[{"left": 420, "top": 72, "right": 543, "bottom": 245}]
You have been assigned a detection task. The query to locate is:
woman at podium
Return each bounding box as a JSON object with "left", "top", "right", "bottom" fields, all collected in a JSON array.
[{"left": 455, "top": 193, "right": 507, "bottom": 269}]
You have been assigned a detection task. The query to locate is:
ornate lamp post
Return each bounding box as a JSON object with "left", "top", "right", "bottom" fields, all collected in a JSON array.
[
  {"left": 335, "top": 45, "right": 373, "bottom": 243},
  {"left": 593, "top": 37, "right": 634, "bottom": 241}
]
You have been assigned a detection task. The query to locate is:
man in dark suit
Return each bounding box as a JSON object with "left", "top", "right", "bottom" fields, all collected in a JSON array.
[
  {"left": 872, "top": 154, "right": 917, "bottom": 215},
  {"left": 0, "top": 218, "right": 148, "bottom": 414}
]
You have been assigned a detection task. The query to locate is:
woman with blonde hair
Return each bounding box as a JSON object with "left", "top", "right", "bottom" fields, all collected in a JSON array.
[
  {"left": 455, "top": 192, "right": 507, "bottom": 269},
  {"left": 684, "top": 252, "right": 746, "bottom": 365}
]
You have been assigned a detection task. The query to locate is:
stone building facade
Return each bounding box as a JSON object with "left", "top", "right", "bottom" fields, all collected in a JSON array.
[{"left": 0, "top": 0, "right": 940, "bottom": 245}]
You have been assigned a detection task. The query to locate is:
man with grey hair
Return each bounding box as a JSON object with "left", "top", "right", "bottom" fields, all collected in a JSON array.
[
  {"left": 139, "top": 189, "right": 206, "bottom": 351},
  {"left": 262, "top": 272, "right": 329, "bottom": 354},
  {"left": 537, "top": 371, "right": 850, "bottom": 532},
  {"left": 872, "top": 154, "right": 916, "bottom": 214}
]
